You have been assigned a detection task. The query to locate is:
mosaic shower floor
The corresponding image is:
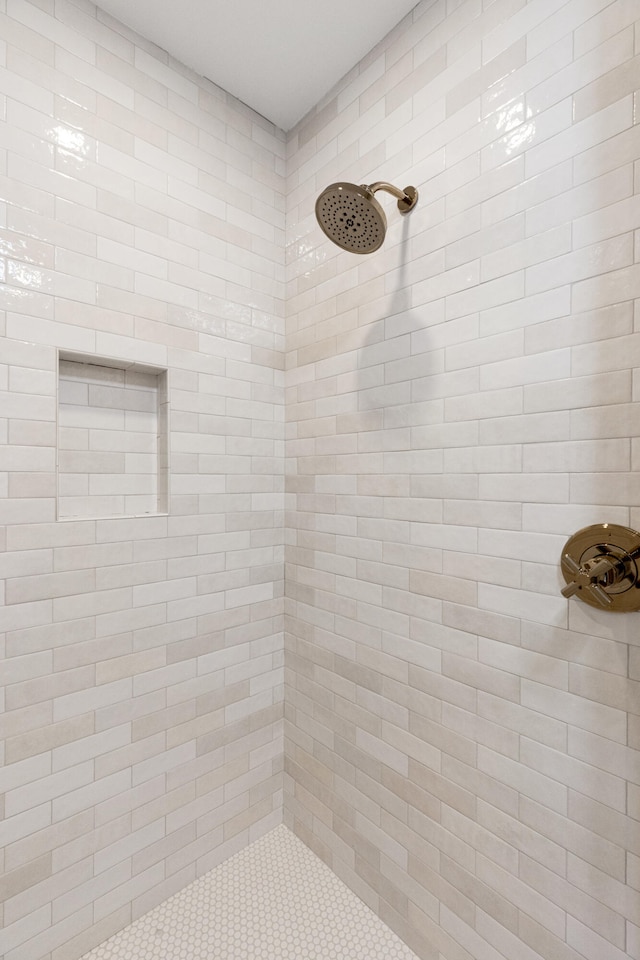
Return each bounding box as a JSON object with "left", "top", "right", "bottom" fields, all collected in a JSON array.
[{"left": 80, "top": 823, "right": 420, "bottom": 960}]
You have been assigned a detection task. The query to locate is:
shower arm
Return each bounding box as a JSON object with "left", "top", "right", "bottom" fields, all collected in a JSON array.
[{"left": 364, "top": 181, "right": 418, "bottom": 213}]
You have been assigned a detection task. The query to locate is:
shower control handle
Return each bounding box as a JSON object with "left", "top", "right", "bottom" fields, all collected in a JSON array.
[
  {"left": 560, "top": 524, "right": 640, "bottom": 612},
  {"left": 560, "top": 554, "right": 616, "bottom": 606}
]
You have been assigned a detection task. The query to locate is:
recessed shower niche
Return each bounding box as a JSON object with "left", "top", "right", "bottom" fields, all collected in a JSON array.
[{"left": 57, "top": 352, "right": 169, "bottom": 520}]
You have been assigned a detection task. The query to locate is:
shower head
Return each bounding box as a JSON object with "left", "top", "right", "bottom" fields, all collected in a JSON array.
[{"left": 315, "top": 180, "right": 418, "bottom": 254}]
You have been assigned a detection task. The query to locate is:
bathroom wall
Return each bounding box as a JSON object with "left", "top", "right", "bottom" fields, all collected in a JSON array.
[
  {"left": 3, "top": 0, "right": 640, "bottom": 959},
  {"left": 285, "top": 2, "right": 640, "bottom": 960},
  {"left": 0, "top": 1, "right": 285, "bottom": 957}
]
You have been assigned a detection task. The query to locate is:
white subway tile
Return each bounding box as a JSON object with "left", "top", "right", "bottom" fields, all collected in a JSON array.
[
  {"left": 525, "top": 370, "right": 632, "bottom": 413},
  {"left": 528, "top": 234, "right": 633, "bottom": 296},
  {"left": 1, "top": 1, "right": 637, "bottom": 959}
]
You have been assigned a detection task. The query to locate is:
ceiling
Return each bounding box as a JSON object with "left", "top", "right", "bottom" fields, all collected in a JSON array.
[{"left": 95, "top": 0, "right": 418, "bottom": 131}]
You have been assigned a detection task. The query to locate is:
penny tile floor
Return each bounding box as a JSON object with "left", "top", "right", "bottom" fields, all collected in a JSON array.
[{"left": 80, "top": 824, "right": 420, "bottom": 959}]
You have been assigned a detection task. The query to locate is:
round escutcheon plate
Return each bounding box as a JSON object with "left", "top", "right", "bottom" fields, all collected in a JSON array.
[{"left": 560, "top": 523, "right": 640, "bottom": 612}]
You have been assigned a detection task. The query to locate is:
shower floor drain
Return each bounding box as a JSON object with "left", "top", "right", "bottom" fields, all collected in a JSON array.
[{"left": 79, "top": 824, "right": 420, "bottom": 960}]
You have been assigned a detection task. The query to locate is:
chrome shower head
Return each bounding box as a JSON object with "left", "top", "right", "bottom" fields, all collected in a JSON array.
[{"left": 315, "top": 180, "right": 418, "bottom": 254}]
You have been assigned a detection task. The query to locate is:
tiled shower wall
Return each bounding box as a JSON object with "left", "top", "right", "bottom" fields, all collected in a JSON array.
[
  {"left": 3, "top": 0, "right": 640, "bottom": 959},
  {"left": 0, "top": 0, "right": 285, "bottom": 957},
  {"left": 285, "top": 2, "right": 640, "bottom": 960}
]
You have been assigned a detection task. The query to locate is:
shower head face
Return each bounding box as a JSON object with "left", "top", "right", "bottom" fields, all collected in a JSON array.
[{"left": 315, "top": 183, "right": 386, "bottom": 254}]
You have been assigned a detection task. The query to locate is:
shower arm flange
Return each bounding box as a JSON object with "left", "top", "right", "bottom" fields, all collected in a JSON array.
[{"left": 365, "top": 181, "right": 419, "bottom": 214}]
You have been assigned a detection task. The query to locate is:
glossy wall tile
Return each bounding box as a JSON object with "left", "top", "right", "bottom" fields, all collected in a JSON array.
[
  {"left": 284, "top": 1, "right": 640, "bottom": 959},
  {"left": 0, "top": 1, "right": 285, "bottom": 957},
  {"left": 2, "top": 1, "right": 640, "bottom": 959}
]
